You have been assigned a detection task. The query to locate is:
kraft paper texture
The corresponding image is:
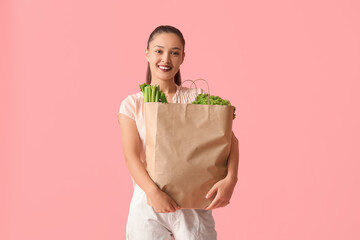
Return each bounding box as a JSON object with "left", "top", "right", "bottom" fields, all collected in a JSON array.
[{"left": 144, "top": 102, "right": 234, "bottom": 209}]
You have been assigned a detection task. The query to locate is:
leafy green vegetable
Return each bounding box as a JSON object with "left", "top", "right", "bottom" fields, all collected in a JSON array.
[
  {"left": 139, "top": 83, "right": 168, "bottom": 103},
  {"left": 192, "top": 93, "right": 236, "bottom": 119},
  {"left": 139, "top": 83, "right": 148, "bottom": 93},
  {"left": 160, "top": 92, "right": 168, "bottom": 104}
]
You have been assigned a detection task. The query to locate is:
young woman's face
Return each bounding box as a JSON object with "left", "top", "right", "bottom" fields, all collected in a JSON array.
[{"left": 145, "top": 32, "right": 185, "bottom": 83}]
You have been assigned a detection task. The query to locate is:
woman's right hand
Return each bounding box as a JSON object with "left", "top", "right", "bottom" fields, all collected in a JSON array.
[{"left": 146, "top": 188, "right": 181, "bottom": 213}]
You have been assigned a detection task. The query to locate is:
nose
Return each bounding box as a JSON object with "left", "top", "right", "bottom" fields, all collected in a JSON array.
[{"left": 161, "top": 52, "right": 170, "bottom": 63}]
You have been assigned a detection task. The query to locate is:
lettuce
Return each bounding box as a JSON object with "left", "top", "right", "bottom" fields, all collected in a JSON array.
[{"left": 192, "top": 94, "right": 236, "bottom": 119}]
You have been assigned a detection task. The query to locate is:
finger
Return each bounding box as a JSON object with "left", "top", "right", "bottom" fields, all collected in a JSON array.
[
  {"left": 218, "top": 198, "right": 229, "bottom": 205},
  {"left": 171, "top": 198, "right": 180, "bottom": 208},
  {"left": 168, "top": 202, "right": 176, "bottom": 212},
  {"left": 167, "top": 196, "right": 179, "bottom": 211},
  {"left": 172, "top": 201, "right": 181, "bottom": 210},
  {"left": 220, "top": 201, "right": 229, "bottom": 208},
  {"left": 206, "top": 201, "right": 218, "bottom": 210},
  {"left": 213, "top": 200, "right": 223, "bottom": 209},
  {"left": 205, "top": 196, "right": 219, "bottom": 210},
  {"left": 206, "top": 187, "right": 217, "bottom": 199},
  {"left": 160, "top": 208, "right": 168, "bottom": 213},
  {"left": 213, "top": 198, "right": 228, "bottom": 209}
]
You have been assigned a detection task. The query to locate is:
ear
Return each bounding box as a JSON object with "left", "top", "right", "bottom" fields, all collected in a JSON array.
[
  {"left": 145, "top": 48, "right": 149, "bottom": 61},
  {"left": 181, "top": 51, "right": 185, "bottom": 64}
]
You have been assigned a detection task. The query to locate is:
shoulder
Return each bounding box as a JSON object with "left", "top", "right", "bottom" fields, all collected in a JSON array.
[
  {"left": 121, "top": 91, "right": 143, "bottom": 105},
  {"left": 118, "top": 91, "right": 143, "bottom": 120}
]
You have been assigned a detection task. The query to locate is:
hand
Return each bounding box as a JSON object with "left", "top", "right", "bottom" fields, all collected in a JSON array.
[
  {"left": 205, "top": 176, "right": 237, "bottom": 210},
  {"left": 146, "top": 188, "right": 181, "bottom": 213}
]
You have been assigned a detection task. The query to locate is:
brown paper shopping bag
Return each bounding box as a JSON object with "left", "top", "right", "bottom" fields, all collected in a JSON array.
[{"left": 144, "top": 79, "right": 234, "bottom": 209}]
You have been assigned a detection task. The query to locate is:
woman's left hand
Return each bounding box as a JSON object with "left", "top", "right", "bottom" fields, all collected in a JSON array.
[{"left": 205, "top": 176, "right": 238, "bottom": 210}]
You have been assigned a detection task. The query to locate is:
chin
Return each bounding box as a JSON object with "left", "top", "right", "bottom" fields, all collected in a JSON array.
[
  {"left": 159, "top": 77, "right": 175, "bottom": 82},
  {"left": 155, "top": 74, "right": 175, "bottom": 81}
]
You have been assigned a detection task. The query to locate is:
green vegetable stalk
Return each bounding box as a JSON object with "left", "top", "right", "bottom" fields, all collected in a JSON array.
[
  {"left": 192, "top": 93, "right": 236, "bottom": 119},
  {"left": 155, "top": 85, "right": 159, "bottom": 102},
  {"left": 139, "top": 83, "right": 148, "bottom": 93},
  {"left": 151, "top": 85, "right": 156, "bottom": 102},
  {"left": 139, "top": 83, "right": 168, "bottom": 103},
  {"left": 145, "top": 86, "right": 150, "bottom": 102}
]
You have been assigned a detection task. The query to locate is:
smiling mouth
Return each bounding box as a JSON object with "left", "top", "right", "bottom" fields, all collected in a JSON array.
[
  {"left": 157, "top": 65, "right": 172, "bottom": 72},
  {"left": 158, "top": 65, "right": 172, "bottom": 70}
]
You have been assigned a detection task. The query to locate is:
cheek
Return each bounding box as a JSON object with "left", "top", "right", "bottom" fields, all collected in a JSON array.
[
  {"left": 148, "top": 53, "right": 157, "bottom": 60},
  {"left": 173, "top": 58, "right": 183, "bottom": 67},
  {"left": 152, "top": 56, "right": 162, "bottom": 64}
]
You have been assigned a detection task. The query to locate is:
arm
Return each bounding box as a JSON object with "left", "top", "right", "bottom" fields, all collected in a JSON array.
[
  {"left": 117, "top": 113, "right": 180, "bottom": 212},
  {"left": 226, "top": 131, "right": 239, "bottom": 182},
  {"left": 205, "top": 131, "right": 239, "bottom": 210},
  {"left": 117, "top": 113, "right": 158, "bottom": 194}
]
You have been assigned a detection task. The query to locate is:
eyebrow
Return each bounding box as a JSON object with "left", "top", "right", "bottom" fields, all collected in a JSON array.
[{"left": 154, "top": 45, "right": 182, "bottom": 50}]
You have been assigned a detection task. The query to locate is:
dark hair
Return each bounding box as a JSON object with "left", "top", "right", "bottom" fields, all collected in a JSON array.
[{"left": 146, "top": 25, "right": 185, "bottom": 86}]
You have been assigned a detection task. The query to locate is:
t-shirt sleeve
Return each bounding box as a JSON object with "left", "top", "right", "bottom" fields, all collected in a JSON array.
[{"left": 118, "top": 95, "right": 135, "bottom": 121}]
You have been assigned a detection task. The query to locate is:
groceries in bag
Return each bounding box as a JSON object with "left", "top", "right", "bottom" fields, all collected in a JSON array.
[{"left": 142, "top": 79, "right": 235, "bottom": 209}]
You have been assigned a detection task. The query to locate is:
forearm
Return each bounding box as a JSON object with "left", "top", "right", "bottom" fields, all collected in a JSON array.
[
  {"left": 226, "top": 131, "right": 239, "bottom": 181},
  {"left": 117, "top": 114, "right": 160, "bottom": 196},
  {"left": 124, "top": 155, "right": 160, "bottom": 195}
]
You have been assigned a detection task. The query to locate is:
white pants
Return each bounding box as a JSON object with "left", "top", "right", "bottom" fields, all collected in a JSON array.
[{"left": 126, "top": 184, "right": 217, "bottom": 240}]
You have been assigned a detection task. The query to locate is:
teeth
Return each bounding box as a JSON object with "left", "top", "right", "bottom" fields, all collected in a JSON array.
[{"left": 159, "top": 66, "right": 171, "bottom": 70}]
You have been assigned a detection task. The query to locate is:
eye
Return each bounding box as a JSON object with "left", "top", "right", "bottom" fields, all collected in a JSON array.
[
  {"left": 172, "top": 52, "right": 180, "bottom": 55},
  {"left": 155, "top": 50, "right": 162, "bottom": 53}
]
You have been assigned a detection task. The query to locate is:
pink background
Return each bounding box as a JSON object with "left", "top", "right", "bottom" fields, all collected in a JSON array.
[{"left": 1, "top": 0, "right": 360, "bottom": 239}]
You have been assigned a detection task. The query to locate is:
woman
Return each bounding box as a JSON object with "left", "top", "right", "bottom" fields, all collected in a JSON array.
[{"left": 117, "top": 25, "right": 239, "bottom": 240}]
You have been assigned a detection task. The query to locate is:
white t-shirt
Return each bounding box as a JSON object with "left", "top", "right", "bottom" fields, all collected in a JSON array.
[{"left": 118, "top": 84, "right": 206, "bottom": 187}]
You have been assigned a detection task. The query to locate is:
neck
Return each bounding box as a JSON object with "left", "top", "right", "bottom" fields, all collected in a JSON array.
[{"left": 151, "top": 78, "right": 177, "bottom": 95}]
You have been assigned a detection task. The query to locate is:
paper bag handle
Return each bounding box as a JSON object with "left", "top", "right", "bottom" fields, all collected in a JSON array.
[{"left": 176, "top": 78, "right": 210, "bottom": 105}]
